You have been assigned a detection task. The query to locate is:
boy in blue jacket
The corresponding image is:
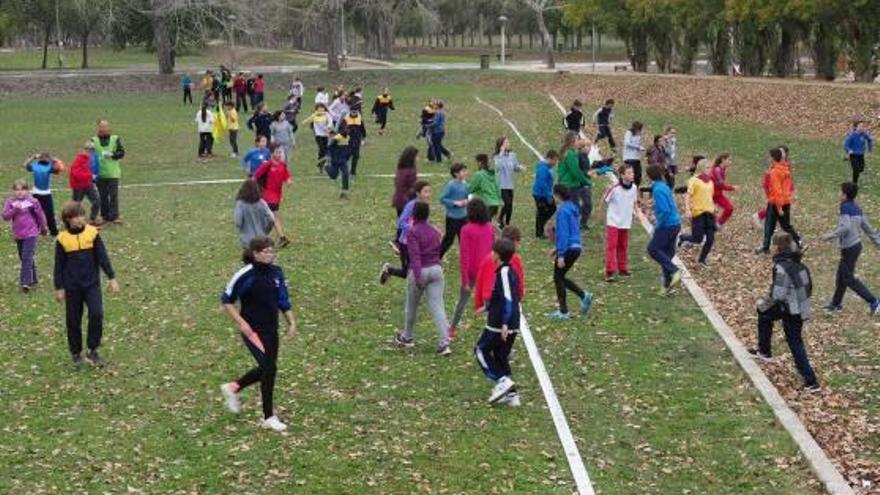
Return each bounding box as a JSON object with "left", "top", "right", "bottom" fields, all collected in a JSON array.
[
  {"left": 241, "top": 136, "right": 270, "bottom": 177},
  {"left": 549, "top": 184, "right": 592, "bottom": 320},
  {"left": 532, "top": 150, "right": 558, "bottom": 239},
  {"left": 843, "top": 120, "right": 874, "bottom": 184},
  {"left": 646, "top": 165, "right": 682, "bottom": 294},
  {"left": 474, "top": 238, "right": 521, "bottom": 405}
]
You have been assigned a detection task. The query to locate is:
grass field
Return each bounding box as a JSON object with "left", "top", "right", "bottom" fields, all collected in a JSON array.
[{"left": 0, "top": 71, "right": 834, "bottom": 493}]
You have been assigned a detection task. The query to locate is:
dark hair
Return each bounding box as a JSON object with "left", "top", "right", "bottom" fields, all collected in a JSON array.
[
  {"left": 769, "top": 148, "right": 784, "bottom": 162},
  {"left": 411, "top": 180, "right": 431, "bottom": 197},
  {"left": 494, "top": 136, "right": 507, "bottom": 156},
  {"left": 315, "top": 103, "right": 328, "bottom": 111},
  {"left": 553, "top": 184, "right": 571, "bottom": 201},
  {"left": 714, "top": 153, "right": 730, "bottom": 167},
  {"left": 61, "top": 201, "right": 85, "bottom": 229},
  {"left": 493, "top": 238, "right": 516, "bottom": 264},
  {"left": 317, "top": 86, "right": 325, "bottom": 92},
  {"left": 842, "top": 182, "right": 858, "bottom": 200},
  {"left": 772, "top": 233, "right": 794, "bottom": 254},
  {"left": 630, "top": 121, "right": 643, "bottom": 134},
  {"left": 255, "top": 135, "right": 267, "bottom": 144},
  {"left": 605, "top": 98, "right": 615, "bottom": 106},
  {"left": 653, "top": 134, "right": 662, "bottom": 145},
  {"left": 224, "top": 101, "right": 234, "bottom": 108},
  {"left": 572, "top": 99, "right": 582, "bottom": 108},
  {"left": 466, "top": 198, "right": 490, "bottom": 224},
  {"left": 475, "top": 153, "right": 489, "bottom": 170},
  {"left": 545, "top": 150, "right": 559, "bottom": 160},
  {"left": 413, "top": 201, "right": 430, "bottom": 221},
  {"left": 501, "top": 225, "right": 521, "bottom": 243},
  {"left": 236, "top": 179, "right": 262, "bottom": 203},
  {"left": 560, "top": 131, "right": 578, "bottom": 157},
  {"left": 691, "top": 155, "right": 705, "bottom": 167},
  {"left": 450, "top": 161, "right": 467, "bottom": 177},
  {"left": 257, "top": 74, "right": 263, "bottom": 79},
  {"left": 646, "top": 164, "right": 665, "bottom": 181},
  {"left": 200, "top": 102, "right": 209, "bottom": 123},
  {"left": 397, "top": 146, "right": 418, "bottom": 170},
  {"left": 617, "top": 163, "right": 632, "bottom": 177},
  {"left": 243, "top": 236, "right": 274, "bottom": 264},
  {"left": 273, "top": 110, "right": 284, "bottom": 121},
  {"left": 435, "top": 100, "right": 444, "bottom": 109}
]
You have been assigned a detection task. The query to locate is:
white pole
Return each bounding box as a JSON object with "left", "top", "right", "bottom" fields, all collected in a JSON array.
[
  {"left": 591, "top": 23, "right": 597, "bottom": 72},
  {"left": 501, "top": 24, "right": 506, "bottom": 64}
]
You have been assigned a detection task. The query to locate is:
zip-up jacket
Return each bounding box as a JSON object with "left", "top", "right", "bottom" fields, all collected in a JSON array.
[
  {"left": 555, "top": 200, "right": 582, "bottom": 256},
  {"left": 54, "top": 225, "right": 115, "bottom": 290},
  {"left": 822, "top": 200, "right": 880, "bottom": 249},
  {"left": 221, "top": 262, "right": 292, "bottom": 334},
  {"left": 484, "top": 264, "right": 521, "bottom": 333}
]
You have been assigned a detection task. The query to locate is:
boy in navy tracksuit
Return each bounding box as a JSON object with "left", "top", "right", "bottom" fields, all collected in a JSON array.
[
  {"left": 54, "top": 201, "right": 119, "bottom": 370},
  {"left": 843, "top": 120, "right": 874, "bottom": 184},
  {"left": 474, "top": 238, "right": 521, "bottom": 406},
  {"left": 325, "top": 129, "right": 353, "bottom": 199}
]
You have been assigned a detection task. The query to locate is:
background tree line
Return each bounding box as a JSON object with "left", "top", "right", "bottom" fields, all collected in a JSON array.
[{"left": 0, "top": 0, "right": 876, "bottom": 81}]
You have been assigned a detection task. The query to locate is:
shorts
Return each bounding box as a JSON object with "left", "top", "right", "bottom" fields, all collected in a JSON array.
[{"left": 267, "top": 203, "right": 280, "bottom": 212}]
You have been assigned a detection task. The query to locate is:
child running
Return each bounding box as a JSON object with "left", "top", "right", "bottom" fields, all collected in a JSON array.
[
  {"left": 710, "top": 153, "right": 736, "bottom": 227},
  {"left": 439, "top": 162, "right": 470, "bottom": 258},
  {"left": 247, "top": 102, "right": 273, "bottom": 145},
  {"left": 593, "top": 99, "right": 616, "bottom": 153},
  {"left": 757, "top": 147, "right": 801, "bottom": 254},
  {"left": 24, "top": 152, "right": 63, "bottom": 236},
  {"left": 821, "top": 182, "right": 880, "bottom": 315},
  {"left": 381, "top": 180, "right": 431, "bottom": 283},
  {"left": 469, "top": 153, "right": 501, "bottom": 222},
  {"left": 342, "top": 108, "right": 367, "bottom": 176},
  {"left": 3, "top": 180, "right": 48, "bottom": 291},
  {"left": 392, "top": 201, "right": 452, "bottom": 355},
  {"left": 646, "top": 164, "right": 683, "bottom": 294},
  {"left": 677, "top": 158, "right": 716, "bottom": 268},
  {"left": 270, "top": 111, "right": 295, "bottom": 162},
  {"left": 494, "top": 137, "right": 525, "bottom": 228},
  {"left": 241, "top": 136, "right": 270, "bottom": 177},
  {"left": 234, "top": 179, "right": 275, "bottom": 250},
  {"left": 663, "top": 127, "right": 678, "bottom": 188},
  {"left": 220, "top": 236, "right": 297, "bottom": 432},
  {"left": 549, "top": 184, "right": 593, "bottom": 320},
  {"left": 68, "top": 141, "right": 100, "bottom": 224},
  {"left": 448, "top": 198, "right": 495, "bottom": 340},
  {"left": 603, "top": 164, "right": 637, "bottom": 282},
  {"left": 474, "top": 238, "right": 521, "bottom": 405},
  {"left": 371, "top": 87, "right": 395, "bottom": 135},
  {"left": 532, "top": 150, "right": 558, "bottom": 239},
  {"left": 253, "top": 144, "right": 292, "bottom": 248},
  {"left": 54, "top": 201, "right": 119, "bottom": 370},
  {"left": 326, "top": 129, "right": 353, "bottom": 199},
  {"left": 302, "top": 103, "right": 333, "bottom": 172},
  {"left": 564, "top": 100, "right": 585, "bottom": 134},
  {"left": 843, "top": 119, "right": 874, "bottom": 184}
]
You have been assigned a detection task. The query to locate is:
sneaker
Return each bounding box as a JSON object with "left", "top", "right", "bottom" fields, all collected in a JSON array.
[
  {"left": 871, "top": 299, "right": 880, "bottom": 315},
  {"left": 677, "top": 235, "right": 688, "bottom": 249},
  {"left": 823, "top": 303, "right": 843, "bottom": 315},
  {"left": 669, "top": 270, "right": 683, "bottom": 289},
  {"left": 71, "top": 354, "right": 83, "bottom": 371},
  {"left": 800, "top": 384, "right": 822, "bottom": 394},
  {"left": 447, "top": 325, "right": 457, "bottom": 341},
  {"left": 389, "top": 241, "right": 401, "bottom": 256},
  {"left": 488, "top": 376, "right": 516, "bottom": 404},
  {"left": 747, "top": 348, "right": 773, "bottom": 363},
  {"left": 497, "top": 391, "right": 521, "bottom": 407},
  {"left": 547, "top": 310, "right": 572, "bottom": 321},
  {"left": 230, "top": 153, "right": 238, "bottom": 159},
  {"left": 579, "top": 291, "right": 593, "bottom": 314},
  {"left": 111, "top": 219, "right": 123, "bottom": 225},
  {"left": 604, "top": 273, "right": 617, "bottom": 283},
  {"left": 220, "top": 383, "right": 242, "bottom": 414},
  {"left": 751, "top": 212, "right": 762, "bottom": 229},
  {"left": 339, "top": 191, "right": 349, "bottom": 200},
  {"left": 278, "top": 236, "right": 291, "bottom": 249},
  {"left": 85, "top": 349, "right": 105, "bottom": 368},
  {"left": 20, "top": 285, "right": 30, "bottom": 293},
  {"left": 393, "top": 331, "right": 415, "bottom": 348},
  {"left": 261, "top": 415, "right": 288, "bottom": 432},
  {"left": 379, "top": 263, "right": 391, "bottom": 285},
  {"left": 619, "top": 271, "right": 631, "bottom": 277},
  {"left": 436, "top": 344, "right": 451, "bottom": 356}
]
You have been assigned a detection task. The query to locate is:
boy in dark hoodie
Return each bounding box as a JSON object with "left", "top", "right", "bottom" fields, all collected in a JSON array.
[
  {"left": 593, "top": 99, "right": 616, "bottom": 152},
  {"left": 821, "top": 182, "right": 880, "bottom": 314},
  {"left": 325, "top": 129, "right": 353, "bottom": 199},
  {"left": 342, "top": 109, "right": 367, "bottom": 176},
  {"left": 564, "top": 99, "right": 585, "bottom": 134}
]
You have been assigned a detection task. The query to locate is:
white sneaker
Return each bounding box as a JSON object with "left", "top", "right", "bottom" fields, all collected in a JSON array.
[
  {"left": 220, "top": 383, "right": 241, "bottom": 414},
  {"left": 261, "top": 415, "right": 287, "bottom": 432},
  {"left": 488, "top": 376, "right": 515, "bottom": 403},
  {"left": 497, "top": 391, "right": 521, "bottom": 407}
]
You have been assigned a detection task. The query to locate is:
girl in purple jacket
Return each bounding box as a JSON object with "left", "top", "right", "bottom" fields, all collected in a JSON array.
[{"left": 2, "top": 180, "right": 48, "bottom": 291}]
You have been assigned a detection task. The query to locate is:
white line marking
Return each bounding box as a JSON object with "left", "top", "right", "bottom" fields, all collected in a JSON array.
[
  {"left": 476, "top": 95, "right": 596, "bottom": 495},
  {"left": 548, "top": 92, "right": 854, "bottom": 495}
]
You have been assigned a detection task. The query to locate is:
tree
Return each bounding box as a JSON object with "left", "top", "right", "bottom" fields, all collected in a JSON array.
[
  {"left": 70, "top": 0, "right": 112, "bottom": 68},
  {"left": 522, "top": 0, "right": 558, "bottom": 69}
]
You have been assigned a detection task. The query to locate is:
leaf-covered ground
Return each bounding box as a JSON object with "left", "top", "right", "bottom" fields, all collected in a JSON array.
[
  {"left": 0, "top": 73, "right": 825, "bottom": 493},
  {"left": 483, "top": 81, "right": 880, "bottom": 493}
]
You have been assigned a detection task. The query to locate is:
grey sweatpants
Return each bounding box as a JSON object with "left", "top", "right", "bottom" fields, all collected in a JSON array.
[
  {"left": 403, "top": 265, "right": 450, "bottom": 347},
  {"left": 450, "top": 281, "right": 475, "bottom": 328}
]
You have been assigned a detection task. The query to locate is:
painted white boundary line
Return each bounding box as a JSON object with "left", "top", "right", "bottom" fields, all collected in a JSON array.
[
  {"left": 475, "top": 96, "right": 597, "bottom": 495},
  {"left": 546, "top": 93, "right": 854, "bottom": 495}
]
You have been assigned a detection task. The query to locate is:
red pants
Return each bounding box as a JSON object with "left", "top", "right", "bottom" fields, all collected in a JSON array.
[
  {"left": 714, "top": 194, "right": 734, "bottom": 225},
  {"left": 605, "top": 226, "right": 630, "bottom": 275}
]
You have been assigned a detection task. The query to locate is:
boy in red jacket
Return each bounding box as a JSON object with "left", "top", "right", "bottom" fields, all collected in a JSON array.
[
  {"left": 69, "top": 141, "right": 100, "bottom": 224},
  {"left": 475, "top": 226, "right": 525, "bottom": 313}
]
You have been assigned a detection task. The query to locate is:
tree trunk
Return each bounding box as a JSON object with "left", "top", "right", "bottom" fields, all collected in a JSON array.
[
  {"left": 325, "top": 3, "right": 341, "bottom": 71},
  {"left": 811, "top": 16, "right": 837, "bottom": 81},
  {"left": 772, "top": 23, "right": 797, "bottom": 77},
  {"left": 678, "top": 28, "right": 700, "bottom": 74},
  {"left": 706, "top": 22, "right": 730, "bottom": 75},
  {"left": 627, "top": 26, "right": 649, "bottom": 72},
  {"left": 847, "top": 20, "right": 879, "bottom": 82},
  {"left": 533, "top": 7, "right": 554, "bottom": 69},
  {"left": 152, "top": 15, "right": 174, "bottom": 74},
  {"left": 81, "top": 32, "right": 89, "bottom": 69},
  {"left": 41, "top": 26, "right": 50, "bottom": 69},
  {"left": 518, "top": 33, "right": 523, "bottom": 49}
]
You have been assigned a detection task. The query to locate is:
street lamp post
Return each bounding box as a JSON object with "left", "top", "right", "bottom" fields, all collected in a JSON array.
[
  {"left": 498, "top": 15, "right": 508, "bottom": 65},
  {"left": 227, "top": 14, "right": 237, "bottom": 70}
]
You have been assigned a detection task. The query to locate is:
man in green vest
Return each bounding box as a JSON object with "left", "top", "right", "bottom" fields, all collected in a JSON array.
[{"left": 92, "top": 119, "right": 125, "bottom": 225}]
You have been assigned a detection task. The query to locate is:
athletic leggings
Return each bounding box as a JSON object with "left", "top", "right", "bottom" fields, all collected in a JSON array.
[
  {"left": 315, "top": 136, "right": 328, "bottom": 165},
  {"left": 499, "top": 189, "right": 514, "bottom": 227},
  {"left": 554, "top": 249, "right": 585, "bottom": 314},
  {"left": 236, "top": 329, "right": 279, "bottom": 419}
]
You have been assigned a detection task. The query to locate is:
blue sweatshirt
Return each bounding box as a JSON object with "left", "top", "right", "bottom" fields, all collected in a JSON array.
[
  {"left": 532, "top": 160, "right": 555, "bottom": 201},
  {"left": 844, "top": 130, "right": 874, "bottom": 156},
  {"left": 242, "top": 147, "right": 270, "bottom": 175},
  {"left": 440, "top": 179, "right": 468, "bottom": 219},
  {"left": 27, "top": 159, "right": 59, "bottom": 194},
  {"left": 429, "top": 111, "right": 446, "bottom": 134},
  {"left": 555, "top": 201, "right": 582, "bottom": 256},
  {"left": 652, "top": 181, "right": 681, "bottom": 229}
]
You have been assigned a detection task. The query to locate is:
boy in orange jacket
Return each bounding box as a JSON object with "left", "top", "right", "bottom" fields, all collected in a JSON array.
[{"left": 757, "top": 147, "right": 801, "bottom": 254}]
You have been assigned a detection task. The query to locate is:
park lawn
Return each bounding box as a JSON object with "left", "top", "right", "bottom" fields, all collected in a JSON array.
[{"left": 0, "top": 74, "right": 822, "bottom": 493}]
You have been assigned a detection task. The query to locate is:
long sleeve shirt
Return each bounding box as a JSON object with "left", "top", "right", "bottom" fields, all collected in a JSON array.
[
  {"left": 2, "top": 195, "right": 47, "bottom": 239},
  {"left": 532, "top": 161, "right": 555, "bottom": 201},
  {"left": 843, "top": 130, "right": 874, "bottom": 155},
  {"left": 247, "top": 112, "right": 272, "bottom": 138},
  {"left": 558, "top": 149, "right": 591, "bottom": 188},
  {"left": 195, "top": 110, "right": 214, "bottom": 133},
  {"left": 493, "top": 151, "right": 524, "bottom": 190},
  {"left": 440, "top": 180, "right": 469, "bottom": 219},
  {"left": 54, "top": 225, "right": 115, "bottom": 290},
  {"left": 475, "top": 253, "right": 525, "bottom": 310},
  {"left": 406, "top": 220, "right": 442, "bottom": 282},
  {"left": 459, "top": 222, "right": 495, "bottom": 287},
  {"left": 623, "top": 131, "right": 643, "bottom": 162},
  {"left": 270, "top": 120, "right": 294, "bottom": 145},
  {"left": 822, "top": 200, "right": 880, "bottom": 249},
  {"left": 767, "top": 162, "right": 794, "bottom": 209},
  {"left": 710, "top": 166, "right": 734, "bottom": 198},
  {"left": 769, "top": 253, "right": 812, "bottom": 320},
  {"left": 555, "top": 201, "right": 583, "bottom": 256},
  {"left": 428, "top": 110, "right": 446, "bottom": 134},
  {"left": 485, "top": 264, "right": 521, "bottom": 332},
  {"left": 221, "top": 262, "right": 292, "bottom": 333},
  {"left": 234, "top": 199, "right": 275, "bottom": 249},
  {"left": 392, "top": 168, "right": 418, "bottom": 211},
  {"left": 469, "top": 169, "right": 501, "bottom": 207},
  {"left": 652, "top": 181, "right": 681, "bottom": 229}
]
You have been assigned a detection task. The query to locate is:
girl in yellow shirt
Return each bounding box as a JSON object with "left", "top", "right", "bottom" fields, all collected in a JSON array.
[{"left": 677, "top": 158, "right": 716, "bottom": 268}]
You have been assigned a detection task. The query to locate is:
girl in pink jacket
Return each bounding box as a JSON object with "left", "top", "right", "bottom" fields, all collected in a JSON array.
[
  {"left": 2, "top": 180, "right": 48, "bottom": 291},
  {"left": 448, "top": 198, "right": 495, "bottom": 340}
]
